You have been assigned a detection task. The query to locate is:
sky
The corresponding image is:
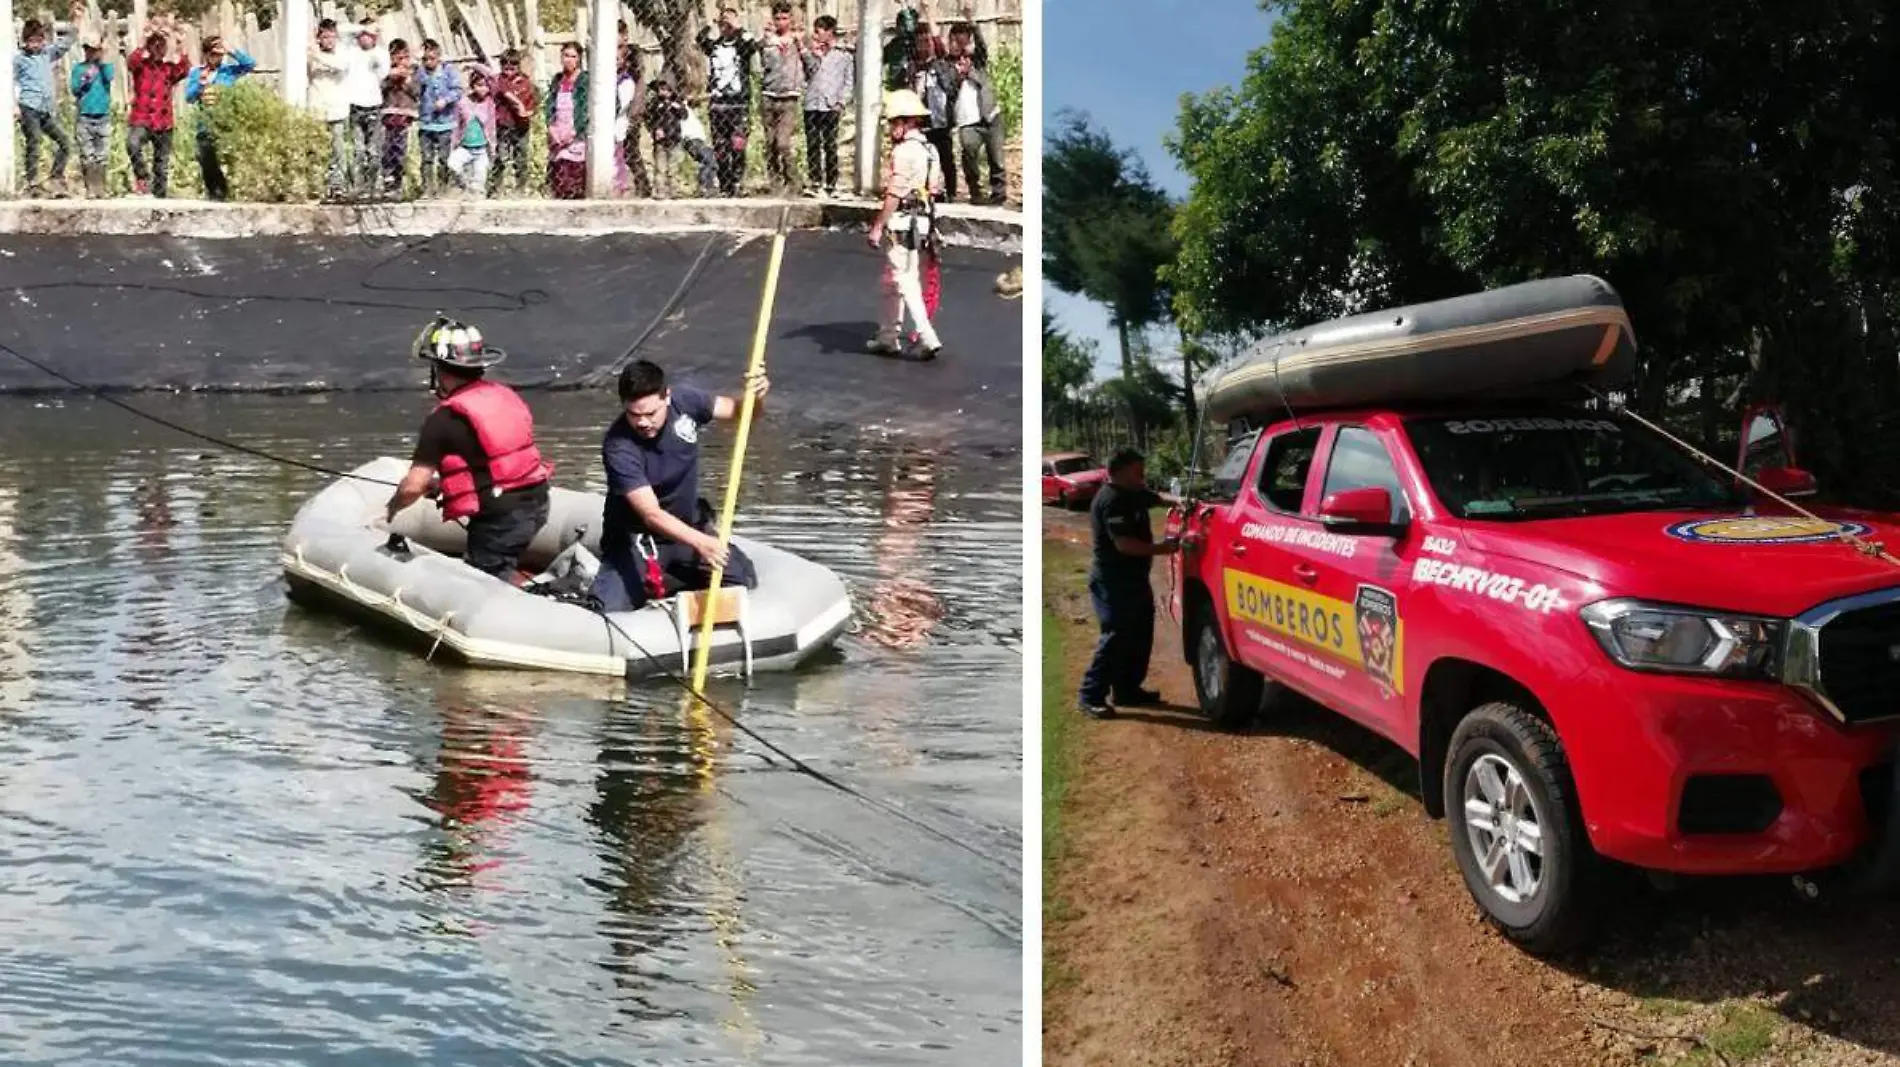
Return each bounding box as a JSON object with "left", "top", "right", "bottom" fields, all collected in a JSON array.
[{"left": 1042, "top": 0, "right": 1278, "bottom": 379}]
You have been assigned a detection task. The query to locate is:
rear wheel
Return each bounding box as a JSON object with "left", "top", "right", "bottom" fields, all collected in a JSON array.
[
  {"left": 1444, "top": 702, "right": 1600, "bottom": 955},
  {"left": 1189, "top": 603, "right": 1265, "bottom": 729}
]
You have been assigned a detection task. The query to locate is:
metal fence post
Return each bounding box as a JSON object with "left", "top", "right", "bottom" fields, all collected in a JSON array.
[
  {"left": 585, "top": 0, "right": 617, "bottom": 197},
  {"left": 280, "top": 0, "right": 309, "bottom": 109},
  {"left": 853, "top": 0, "right": 882, "bottom": 197}
]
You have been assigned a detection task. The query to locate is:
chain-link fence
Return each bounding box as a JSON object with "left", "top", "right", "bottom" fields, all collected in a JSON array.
[{"left": 4, "top": 0, "right": 1022, "bottom": 202}]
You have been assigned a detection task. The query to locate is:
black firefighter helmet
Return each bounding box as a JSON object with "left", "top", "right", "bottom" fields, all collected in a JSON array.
[{"left": 413, "top": 316, "right": 508, "bottom": 371}]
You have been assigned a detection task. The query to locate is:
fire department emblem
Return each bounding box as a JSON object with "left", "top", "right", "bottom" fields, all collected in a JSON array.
[
  {"left": 1354, "top": 583, "right": 1401, "bottom": 694},
  {"left": 673, "top": 412, "right": 699, "bottom": 444},
  {"left": 1666, "top": 516, "right": 1870, "bottom": 545}
]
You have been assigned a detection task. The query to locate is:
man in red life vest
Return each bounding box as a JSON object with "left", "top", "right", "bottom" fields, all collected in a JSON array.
[{"left": 383, "top": 316, "right": 553, "bottom": 579}]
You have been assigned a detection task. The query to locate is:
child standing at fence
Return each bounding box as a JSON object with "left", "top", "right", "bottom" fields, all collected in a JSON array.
[
  {"left": 414, "top": 39, "right": 462, "bottom": 197},
  {"left": 69, "top": 38, "right": 114, "bottom": 198},
  {"left": 800, "top": 14, "right": 852, "bottom": 197},
  {"left": 125, "top": 17, "right": 189, "bottom": 198},
  {"left": 183, "top": 35, "right": 257, "bottom": 202},
  {"left": 645, "top": 78, "right": 683, "bottom": 198},
  {"left": 489, "top": 49, "right": 537, "bottom": 197},
  {"left": 757, "top": 0, "right": 806, "bottom": 197},
  {"left": 380, "top": 39, "right": 420, "bottom": 197},
  {"left": 308, "top": 18, "right": 352, "bottom": 199},
  {"left": 342, "top": 21, "right": 387, "bottom": 196},
  {"left": 449, "top": 66, "right": 497, "bottom": 197},
  {"left": 15, "top": 7, "right": 80, "bottom": 197},
  {"left": 612, "top": 43, "right": 650, "bottom": 198},
  {"left": 697, "top": 7, "right": 758, "bottom": 197}
]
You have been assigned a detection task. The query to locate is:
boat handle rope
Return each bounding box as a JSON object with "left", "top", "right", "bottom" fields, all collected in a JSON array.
[{"left": 1587, "top": 386, "right": 1900, "bottom": 570}]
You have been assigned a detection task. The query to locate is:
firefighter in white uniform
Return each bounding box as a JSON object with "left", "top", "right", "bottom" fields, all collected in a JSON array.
[{"left": 866, "top": 88, "right": 945, "bottom": 360}]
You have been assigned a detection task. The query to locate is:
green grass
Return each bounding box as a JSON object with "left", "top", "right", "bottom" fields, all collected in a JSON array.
[
  {"left": 1043, "top": 603, "right": 1080, "bottom": 880},
  {"left": 1042, "top": 538, "right": 1088, "bottom": 995},
  {"left": 1705, "top": 1003, "right": 1779, "bottom": 1063}
]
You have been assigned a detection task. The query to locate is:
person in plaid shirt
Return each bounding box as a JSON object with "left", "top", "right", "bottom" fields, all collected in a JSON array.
[{"left": 125, "top": 15, "right": 189, "bottom": 198}]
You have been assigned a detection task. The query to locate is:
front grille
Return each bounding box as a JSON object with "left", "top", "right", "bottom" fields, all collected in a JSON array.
[{"left": 1816, "top": 602, "right": 1900, "bottom": 724}]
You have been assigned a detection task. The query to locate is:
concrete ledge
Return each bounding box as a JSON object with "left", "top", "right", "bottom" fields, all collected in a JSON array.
[{"left": 0, "top": 196, "right": 1023, "bottom": 252}]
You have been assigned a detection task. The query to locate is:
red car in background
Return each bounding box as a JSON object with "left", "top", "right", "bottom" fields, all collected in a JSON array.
[{"left": 1042, "top": 451, "right": 1108, "bottom": 508}]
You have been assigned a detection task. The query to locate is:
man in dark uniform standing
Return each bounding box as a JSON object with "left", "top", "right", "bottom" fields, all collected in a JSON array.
[
  {"left": 383, "top": 316, "right": 553, "bottom": 580},
  {"left": 1078, "top": 448, "right": 1180, "bottom": 719},
  {"left": 589, "top": 358, "right": 770, "bottom": 611}
]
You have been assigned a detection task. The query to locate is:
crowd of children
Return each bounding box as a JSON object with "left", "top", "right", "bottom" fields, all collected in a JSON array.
[{"left": 11, "top": 3, "right": 1010, "bottom": 204}]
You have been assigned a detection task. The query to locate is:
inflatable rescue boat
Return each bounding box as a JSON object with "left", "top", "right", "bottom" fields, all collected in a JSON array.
[
  {"left": 279, "top": 457, "right": 854, "bottom": 677},
  {"left": 1204, "top": 274, "right": 1637, "bottom": 423}
]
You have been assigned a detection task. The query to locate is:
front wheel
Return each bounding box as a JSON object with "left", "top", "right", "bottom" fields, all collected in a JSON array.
[
  {"left": 1188, "top": 605, "right": 1264, "bottom": 729},
  {"left": 1444, "top": 702, "right": 1601, "bottom": 955}
]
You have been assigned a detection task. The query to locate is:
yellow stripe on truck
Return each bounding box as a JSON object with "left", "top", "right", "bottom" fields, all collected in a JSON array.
[{"left": 1222, "top": 568, "right": 1405, "bottom": 693}]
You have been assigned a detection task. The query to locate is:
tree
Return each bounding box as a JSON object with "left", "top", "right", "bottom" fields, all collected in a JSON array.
[
  {"left": 1042, "top": 312, "right": 1098, "bottom": 427},
  {"left": 1044, "top": 110, "right": 1178, "bottom": 393},
  {"left": 1168, "top": 0, "right": 1900, "bottom": 498}
]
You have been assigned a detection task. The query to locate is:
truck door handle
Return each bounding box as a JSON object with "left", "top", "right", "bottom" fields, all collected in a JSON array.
[
  {"left": 1232, "top": 543, "right": 1248, "bottom": 556},
  {"left": 1293, "top": 563, "right": 1319, "bottom": 584}
]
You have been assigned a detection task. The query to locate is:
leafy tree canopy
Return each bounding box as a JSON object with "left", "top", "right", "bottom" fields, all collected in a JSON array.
[{"left": 1168, "top": 0, "right": 1900, "bottom": 496}]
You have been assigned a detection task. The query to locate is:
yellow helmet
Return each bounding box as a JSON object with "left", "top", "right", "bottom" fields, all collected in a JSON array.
[{"left": 882, "top": 89, "right": 930, "bottom": 120}]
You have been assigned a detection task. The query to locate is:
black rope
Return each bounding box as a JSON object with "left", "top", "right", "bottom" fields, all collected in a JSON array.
[
  {"left": 592, "top": 602, "right": 1009, "bottom": 871},
  {"left": 516, "top": 560, "right": 1009, "bottom": 872},
  {"left": 0, "top": 341, "right": 402, "bottom": 487}
]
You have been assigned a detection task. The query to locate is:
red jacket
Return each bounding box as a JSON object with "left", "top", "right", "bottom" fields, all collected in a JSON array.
[{"left": 435, "top": 380, "right": 552, "bottom": 520}]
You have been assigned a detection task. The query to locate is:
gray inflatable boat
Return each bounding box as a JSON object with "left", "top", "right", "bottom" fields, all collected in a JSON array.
[
  {"left": 279, "top": 457, "right": 854, "bottom": 678},
  {"left": 1204, "top": 274, "right": 1637, "bottom": 423}
]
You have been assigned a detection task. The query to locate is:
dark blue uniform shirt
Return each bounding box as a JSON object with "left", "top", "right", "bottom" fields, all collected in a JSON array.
[
  {"left": 601, "top": 384, "right": 715, "bottom": 554},
  {"left": 1090, "top": 483, "right": 1162, "bottom": 587}
]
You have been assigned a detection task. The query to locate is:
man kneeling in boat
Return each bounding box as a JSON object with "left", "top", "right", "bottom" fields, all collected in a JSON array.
[
  {"left": 590, "top": 359, "right": 767, "bottom": 611},
  {"left": 383, "top": 317, "right": 554, "bottom": 580}
]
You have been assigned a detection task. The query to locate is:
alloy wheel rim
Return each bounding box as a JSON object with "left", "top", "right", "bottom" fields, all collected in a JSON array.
[
  {"left": 1198, "top": 624, "right": 1222, "bottom": 703},
  {"left": 1462, "top": 752, "right": 1545, "bottom": 905}
]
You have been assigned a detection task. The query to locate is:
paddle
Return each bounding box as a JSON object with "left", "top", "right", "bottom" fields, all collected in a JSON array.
[{"left": 690, "top": 204, "right": 791, "bottom": 692}]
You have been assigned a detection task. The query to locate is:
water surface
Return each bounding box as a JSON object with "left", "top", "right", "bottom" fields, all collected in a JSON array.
[{"left": 0, "top": 393, "right": 1022, "bottom": 1066}]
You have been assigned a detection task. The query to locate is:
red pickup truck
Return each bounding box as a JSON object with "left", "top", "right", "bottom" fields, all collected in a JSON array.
[{"left": 1169, "top": 399, "right": 1900, "bottom": 952}]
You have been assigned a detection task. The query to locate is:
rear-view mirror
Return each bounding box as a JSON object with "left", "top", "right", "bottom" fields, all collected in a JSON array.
[{"left": 1316, "top": 487, "right": 1404, "bottom": 535}]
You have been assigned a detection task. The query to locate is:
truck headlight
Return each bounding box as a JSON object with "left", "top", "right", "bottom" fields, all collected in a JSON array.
[{"left": 1580, "top": 599, "right": 1785, "bottom": 679}]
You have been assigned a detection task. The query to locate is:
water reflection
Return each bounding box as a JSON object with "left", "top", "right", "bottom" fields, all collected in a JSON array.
[
  {"left": 0, "top": 485, "right": 32, "bottom": 711},
  {"left": 864, "top": 449, "right": 946, "bottom": 652},
  {"left": 413, "top": 702, "right": 537, "bottom": 897},
  {"left": 587, "top": 695, "right": 722, "bottom": 1016}
]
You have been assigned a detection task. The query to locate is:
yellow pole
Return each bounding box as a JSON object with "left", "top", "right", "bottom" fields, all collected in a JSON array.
[{"left": 690, "top": 205, "right": 791, "bottom": 693}]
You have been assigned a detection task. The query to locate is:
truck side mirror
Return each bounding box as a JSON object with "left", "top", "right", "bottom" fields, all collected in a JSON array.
[
  {"left": 1755, "top": 465, "right": 1818, "bottom": 499},
  {"left": 1316, "top": 487, "right": 1405, "bottom": 535}
]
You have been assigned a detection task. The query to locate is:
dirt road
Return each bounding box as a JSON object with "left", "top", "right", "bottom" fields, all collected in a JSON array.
[{"left": 1042, "top": 508, "right": 1900, "bottom": 1067}]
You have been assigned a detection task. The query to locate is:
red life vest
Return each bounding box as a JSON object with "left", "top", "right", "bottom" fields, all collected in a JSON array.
[{"left": 434, "top": 379, "right": 553, "bottom": 520}]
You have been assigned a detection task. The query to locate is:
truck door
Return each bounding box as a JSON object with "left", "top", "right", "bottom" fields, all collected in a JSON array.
[
  {"left": 1219, "top": 423, "right": 1357, "bottom": 707},
  {"left": 1301, "top": 423, "right": 1416, "bottom": 737}
]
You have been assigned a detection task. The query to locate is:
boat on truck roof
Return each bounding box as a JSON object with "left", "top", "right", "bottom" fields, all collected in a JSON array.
[{"left": 1203, "top": 274, "right": 1637, "bottom": 424}]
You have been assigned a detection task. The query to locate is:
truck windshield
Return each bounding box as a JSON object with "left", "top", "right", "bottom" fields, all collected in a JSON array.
[{"left": 1403, "top": 413, "right": 1745, "bottom": 520}]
